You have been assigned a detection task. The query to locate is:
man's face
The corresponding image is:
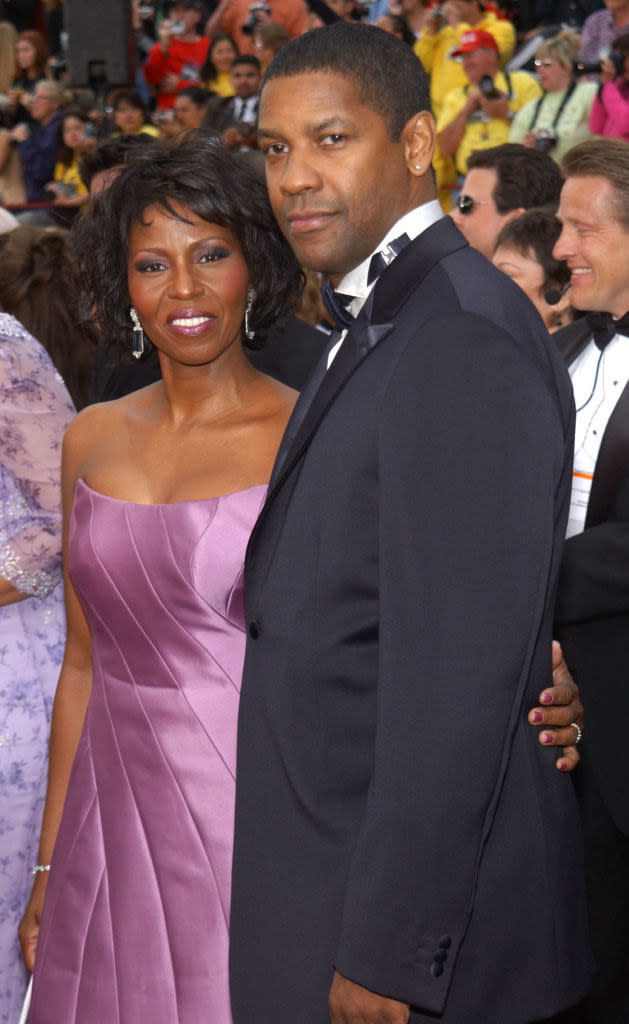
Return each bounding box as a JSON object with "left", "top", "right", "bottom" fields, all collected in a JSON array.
[
  {"left": 462, "top": 47, "right": 497, "bottom": 85},
  {"left": 174, "top": 95, "right": 204, "bottom": 128},
  {"left": 31, "top": 85, "right": 58, "bottom": 125},
  {"left": 231, "top": 64, "right": 261, "bottom": 98},
  {"left": 258, "top": 72, "right": 427, "bottom": 284},
  {"left": 554, "top": 175, "right": 629, "bottom": 319},
  {"left": 450, "top": 167, "right": 514, "bottom": 258}
]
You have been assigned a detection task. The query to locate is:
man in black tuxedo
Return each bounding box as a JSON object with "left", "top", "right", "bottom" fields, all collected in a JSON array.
[
  {"left": 553, "top": 138, "right": 629, "bottom": 1024},
  {"left": 230, "top": 24, "right": 591, "bottom": 1024},
  {"left": 213, "top": 55, "right": 262, "bottom": 150}
]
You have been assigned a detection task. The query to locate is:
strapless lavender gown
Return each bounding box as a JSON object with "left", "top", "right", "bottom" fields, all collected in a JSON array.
[{"left": 29, "top": 478, "right": 267, "bottom": 1024}]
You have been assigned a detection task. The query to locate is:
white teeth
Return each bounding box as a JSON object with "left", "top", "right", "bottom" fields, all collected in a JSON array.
[
  {"left": 571, "top": 269, "right": 591, "bottom": 275},
  {"left": 171, "top": 316, "right": 210, "bottom": 327}
]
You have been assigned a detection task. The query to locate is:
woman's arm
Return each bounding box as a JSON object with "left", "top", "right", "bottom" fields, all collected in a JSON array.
[{"left": 18, "top": 420, "right": 94, "bottom": 971}]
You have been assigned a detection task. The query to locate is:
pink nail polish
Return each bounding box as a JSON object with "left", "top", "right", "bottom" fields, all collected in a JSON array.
[
  {"left": 541, "top": 692, "right": 553, "bottom": 704},
  {"left": 542, "top": 732, "right": 554, "bottom": 744},
  {"left": 531, "top": 711, "right": 544, "bottom": 723}
]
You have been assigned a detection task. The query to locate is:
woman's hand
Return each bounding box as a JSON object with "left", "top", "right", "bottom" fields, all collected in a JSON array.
[
  {"left": 19, "top": 873, "right": 49, "bottom": 972},
  {"left": 528, "top": 640, "right": 584, "bottom": 771}
]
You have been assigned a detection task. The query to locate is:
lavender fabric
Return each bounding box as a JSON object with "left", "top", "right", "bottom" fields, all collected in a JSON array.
[
  {"left": 0, "top": 315, "right": 74, "bottom": 1024},
  {"left": 29, "top": 479, "right": 267, "bottom": 1024}
]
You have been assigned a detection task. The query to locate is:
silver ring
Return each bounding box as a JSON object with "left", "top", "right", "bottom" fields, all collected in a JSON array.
[{"left": 570, "top": 722, "right": 582, "bottom": 745}]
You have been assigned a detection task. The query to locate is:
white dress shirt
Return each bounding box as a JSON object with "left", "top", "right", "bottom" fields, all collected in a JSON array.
[
  {"left": 567, "top": 332, "right": 629, "bottom": 538},
  {"left": 327, "top": 200, "right": 444, "bottom": 368}
]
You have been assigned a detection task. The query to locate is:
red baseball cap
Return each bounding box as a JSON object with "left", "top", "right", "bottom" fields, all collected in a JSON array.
[{"left": 451, "top": 29, "right": 499, "bottom": 57}]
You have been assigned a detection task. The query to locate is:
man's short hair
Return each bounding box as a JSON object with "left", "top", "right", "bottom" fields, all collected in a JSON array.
[
  {"left": 232, "top": 54, "right": 262, "bottom": 72},
  {"left": 176, "top": 85, "right": 209, "bottom": 107},
  {"left": 466, "top": 143, "right": 563, "bottom": 214},
  {"left": 262, "top": 22, "right": 431, "bottom": 141},
  {"left": 78, "top": 134, "right": 154, "bottom": 190},
  {"left": 561, "top": 139, "right": 629, "bottom": 231},
  {"left": 36, "top": 80, "right": 65, "bottom": 105}
]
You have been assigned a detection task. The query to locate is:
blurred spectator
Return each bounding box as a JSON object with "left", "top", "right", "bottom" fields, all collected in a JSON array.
[
  {"left": 210, "top": 54, "right": 261, "bottom": 149},
  {"left": 143, "top": 0, "right": 210, "bottom": 109},
  {"left": 534, "top": 0, "right": 602, "bottom": 31},
  {"left": 0, "top": 311, "right": 74, "bottom": 1024},
  {"left": 0, "top": 79, "right": 64, "bottom": 208},
  {"left": 492, "top": 207, "right": 576, "bottom": 331},
  {"left": 0, "top": 224, "right": 94, "bottom": 408},
  {"left": 205, "top": 0, "right": 307, "bottom": 56},
  {"left": 252, "top": 21, "right": 290, "bottom": 68},
  {"left": 437, "top": 30, "right": 541, "bottom": 177},
  {"left": 374, "top": 12, "right": 416, "bottom": 44},
  {"left": 371, "top": 0, "right": 427, "bottom": 36},
  {"left": 0, "top": 20, "right": 17, "bottom": 104},
  {"left": 449, "top": 142, "right": 564, "bottom": 257},
  {"left": 112, "top": 89, "right": 161, "bottom": 137},
  {"left": 201, "top": 32, "right": 238, "bottom": 95},
  {"left": 44, "top": 109, "right": 91, "bottom": 225},
  {"left": 415, "top": 0, "right": 515, "bottom": 122},
  {"left": 580, "top": 0, "right": 629, "bottom": 64},
  {"left": 5, "top": 29, "right": 49, "bottom": 126},
  {"left": 588, "top": 30, "right": 629, "bottom": 137},
  {"left": 510, "top": 31, "right": 597, "bottom": 161},
  {"left": 173, "top": 83, "right": 212, "bottom": 129}
]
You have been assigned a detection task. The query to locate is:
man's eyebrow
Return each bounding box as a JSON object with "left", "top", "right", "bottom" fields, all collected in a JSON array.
[{"left": 257, "top": 115, "right": 350, "bottom": 141}]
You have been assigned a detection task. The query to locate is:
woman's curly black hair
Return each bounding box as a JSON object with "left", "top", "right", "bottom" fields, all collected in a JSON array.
[{"left": 72, "top": 134, "right": 303, "bottom": 353}]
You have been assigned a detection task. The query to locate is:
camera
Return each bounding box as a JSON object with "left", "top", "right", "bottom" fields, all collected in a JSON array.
[
  {"left": 242, "top": 1, "right": 271, "bottom": 34},
  {"left": 531, "top": 128, "right": 557, "bottom": 153},
  {"left": 478, "top": 75, "right": 502, "bottom": 100},
  {"left": 573, "top": 50, "right": 625, "bottom": 77}
]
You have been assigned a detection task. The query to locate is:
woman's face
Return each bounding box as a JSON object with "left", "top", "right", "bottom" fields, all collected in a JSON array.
[
  {"left": 62, "top": 115, "right": 85, "bottom": 152},
  {"left": 114, "top": 100, "right": 144, "bottom": 134},
  {"left": 211, "top": 39, "right": 237, "bottom": 73},
  {"left": 16, "top": 39, "right": 37, "bottom": 71},
  {"left": 493, "top": 244, "right": 568, "bottom": 331},
  {"left": 536, "top": 55, "right": 571, "bottom": 92},
  {"left": 127, "top": 203, "right": 251, "bottom": 369}
]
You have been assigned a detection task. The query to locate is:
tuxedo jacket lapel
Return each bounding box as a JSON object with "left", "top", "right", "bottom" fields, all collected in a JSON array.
[
  {"left": 585, "top": 378, "right": 629, "bottom": 527},
  {"left": 263, "top": 218, "right": 468, "bottom": 512}
]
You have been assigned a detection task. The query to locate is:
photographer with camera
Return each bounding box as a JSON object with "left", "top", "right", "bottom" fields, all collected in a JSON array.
[
  {"left": 143, "top": 0, "right": 210, "bottom": 110},
  {"left": 437, "top": 29, "right": 540, "bottom": 177},
  {"left": 510, "top": 31, "right": 597, "bottom": 162},
  {"left": 588, "top": 31, "right": 629, "bottom": 138}
]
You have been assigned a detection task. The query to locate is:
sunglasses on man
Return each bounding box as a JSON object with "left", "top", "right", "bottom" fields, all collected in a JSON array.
[{"left": 455, "top": 194, "right": 492, "bottom": 215}]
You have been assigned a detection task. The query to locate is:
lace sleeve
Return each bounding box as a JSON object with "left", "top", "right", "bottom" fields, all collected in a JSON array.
[{"left": 0, "top": 314, "right": 76, "bottom": 597}]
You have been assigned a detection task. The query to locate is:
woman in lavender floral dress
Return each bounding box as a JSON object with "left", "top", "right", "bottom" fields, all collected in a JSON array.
[{"left": 0, "top": 314, "right": 74, "bottom": 1024}]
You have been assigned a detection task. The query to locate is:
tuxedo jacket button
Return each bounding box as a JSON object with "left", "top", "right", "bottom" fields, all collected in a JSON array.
[
  {"left": 430, "top": 962, "right": 444, "bottom": 978},
  {"left": 249, "top": 620, "right": 261, "bottom": 639},
  {"left": 438, "top": 935, "right": 452, "bottom": 949},
  {"left": 433, "top": 949, "right": 447, "bottom": 964}
]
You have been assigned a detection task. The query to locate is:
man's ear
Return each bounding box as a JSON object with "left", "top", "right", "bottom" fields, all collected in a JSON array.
[{"left": 403, "top": 110, "right": 436, "bottom": 179}]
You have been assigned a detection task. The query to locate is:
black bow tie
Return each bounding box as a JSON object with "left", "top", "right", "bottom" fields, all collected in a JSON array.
[
  {"left": 587, "top": 311, "right": 629, "bottom": 350},
  {"left": 320, "top": 232, "right": 412, "bottom": 331},
  {"left": 320, "top": 281, "right": 355, "bottom": 330},
  {"left": 366, "top": 232, "right": 411, "bottom": 285}
]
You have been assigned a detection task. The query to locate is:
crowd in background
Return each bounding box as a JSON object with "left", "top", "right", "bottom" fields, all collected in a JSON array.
[{"left": 0, "top": 2, "right": 628, "bottom": 1023}]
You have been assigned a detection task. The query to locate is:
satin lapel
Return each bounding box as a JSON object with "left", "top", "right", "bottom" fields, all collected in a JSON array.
[
  {"left": 585, "top": 378, "right": 629, "bottom": 528},
  {"left": 260, "top": 217, "right": 469, "bottom": 517}
]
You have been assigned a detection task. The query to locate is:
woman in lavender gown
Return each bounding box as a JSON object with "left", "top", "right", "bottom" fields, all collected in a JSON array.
[
  {"left": 0, "top": 317, "right": 74, "bottom": 1024},
  {"left": 19, "top": 137, "right": 302, "bottom": 1023}
]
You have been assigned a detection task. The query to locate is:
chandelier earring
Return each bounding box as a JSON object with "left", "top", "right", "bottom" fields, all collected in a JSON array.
[
  {"left": 244, "top": 289, "right": 256, "bottom": 341},
  {"left": 129, "top": 307, "right": 145, "bottom": 360}
]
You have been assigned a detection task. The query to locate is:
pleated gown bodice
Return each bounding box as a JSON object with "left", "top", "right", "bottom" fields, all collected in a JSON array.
[{"left": 30, "top": 478, "right": 267, "bottom": 1024}]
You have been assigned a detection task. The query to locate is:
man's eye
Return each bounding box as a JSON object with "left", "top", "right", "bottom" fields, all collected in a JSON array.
[
  {"left": 264, "top": 143, "right": 287, "bottom": 156},
  {"left": 321, "top": 134, "right": 345, "bottom": 145}
]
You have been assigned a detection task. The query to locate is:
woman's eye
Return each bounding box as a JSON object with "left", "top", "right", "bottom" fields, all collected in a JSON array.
[
  {"left": 135, "top": 260, "right": 165, "bottom": 273},
  {"left": 199, "top": 247, "right": 230, "bottom": 263}
]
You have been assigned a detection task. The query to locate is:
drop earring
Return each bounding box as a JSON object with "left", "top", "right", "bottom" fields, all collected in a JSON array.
[
  {"left": 130, "top": 307, "right": 144, "bottom": 359},
  {"left": 244, "top": 289, "right": 256, "bottom": 341}
]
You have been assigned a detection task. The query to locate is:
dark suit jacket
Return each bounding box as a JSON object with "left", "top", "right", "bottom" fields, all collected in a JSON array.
[
  {"left": 230, "top": 218, "right": 591, "bottom": 1023},
  {"left": 554, "top": 318, "right": 629, "bottom": 836}
]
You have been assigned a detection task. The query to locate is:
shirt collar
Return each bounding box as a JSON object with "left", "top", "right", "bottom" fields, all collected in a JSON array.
[{"left": 335, "top": 200, "right": 444, "bottom": 317}]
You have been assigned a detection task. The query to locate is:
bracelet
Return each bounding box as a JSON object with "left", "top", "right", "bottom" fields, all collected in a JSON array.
[{"left": 32, "top": 863, "right": 51, "bottom": 875}]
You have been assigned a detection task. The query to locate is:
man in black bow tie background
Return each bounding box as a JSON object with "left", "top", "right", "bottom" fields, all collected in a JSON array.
[
  {"left": 230, "top": 23, "right": 591, "bottom": 1024},
  {"left": 553, "top": 137, "right": 629, "bottom": 1024}
]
